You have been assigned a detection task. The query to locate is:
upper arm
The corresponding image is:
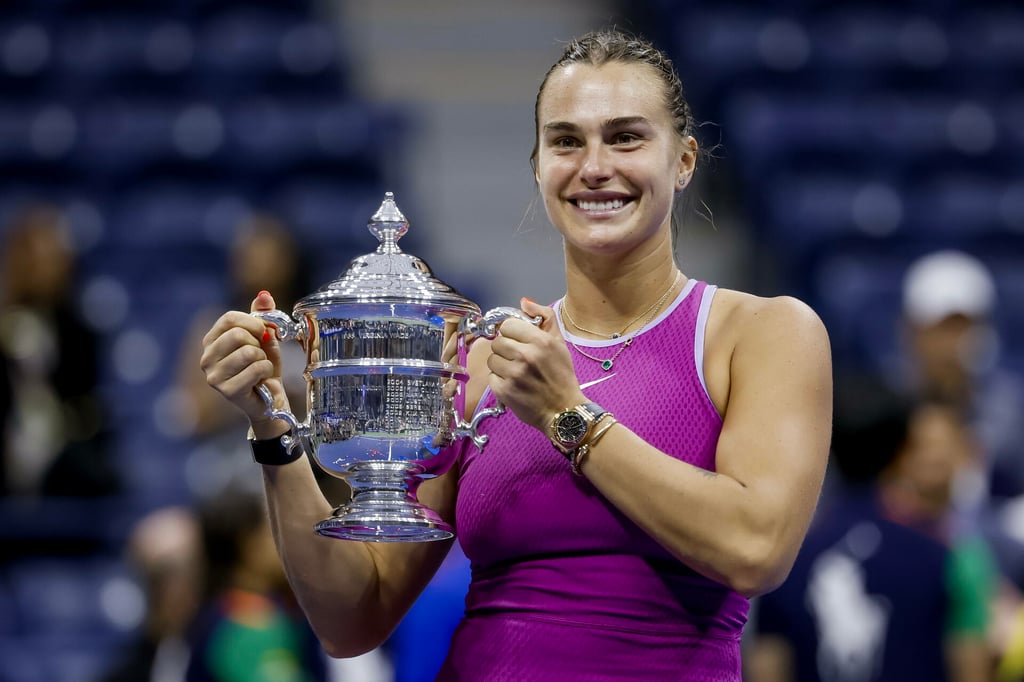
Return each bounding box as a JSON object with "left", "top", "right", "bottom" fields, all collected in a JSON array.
[{"left": 714, "top": 297, "right": 833, "bottom": 560}]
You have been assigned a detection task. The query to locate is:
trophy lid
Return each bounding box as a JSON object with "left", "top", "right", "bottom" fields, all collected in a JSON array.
[{"left": 294, "top": 192, "right": 480, "bottom": 315}]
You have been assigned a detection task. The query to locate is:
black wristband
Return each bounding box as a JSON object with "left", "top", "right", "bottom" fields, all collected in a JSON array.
[{"left": 249, "top": 433, "right": 304, "bottom": 466}]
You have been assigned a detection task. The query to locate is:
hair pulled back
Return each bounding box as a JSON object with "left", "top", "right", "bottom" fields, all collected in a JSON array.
[{"left": 531, "top": 29, "right": 696, "bottom": 168}]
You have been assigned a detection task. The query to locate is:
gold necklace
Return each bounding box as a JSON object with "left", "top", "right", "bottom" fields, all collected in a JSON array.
[
  {"left": 564, "top": 271, "right": 681, "bottom": 371},
  {"left": 562, "top": 271, "right": 681, "bottom": 339}
]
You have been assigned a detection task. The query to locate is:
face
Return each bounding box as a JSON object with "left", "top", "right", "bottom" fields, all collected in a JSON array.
[
  {"left": 534, "top": 61, "right": 695, "bottom": 259},
  {"left": 894, "top": 404, "right": 975, "bottom": 513},
  {"left": 908, "top": 314, "right": 983, "bottom": 399}
]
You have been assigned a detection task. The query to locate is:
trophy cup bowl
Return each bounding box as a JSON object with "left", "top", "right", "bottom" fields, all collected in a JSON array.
[{"left": 252, "top": 192, "right": 534, "bottom": 542}]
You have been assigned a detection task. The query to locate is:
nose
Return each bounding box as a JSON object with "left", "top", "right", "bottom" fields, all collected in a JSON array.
[{"left": 579, "top": 143, "right": 612, "bottom": 187}]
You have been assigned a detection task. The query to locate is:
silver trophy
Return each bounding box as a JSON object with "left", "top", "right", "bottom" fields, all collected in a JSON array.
[{"left": 253, "top": 192, "right": 534, "bottom": 542}]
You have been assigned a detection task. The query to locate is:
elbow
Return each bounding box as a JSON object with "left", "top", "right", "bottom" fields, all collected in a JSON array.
[
  {"left": 319, "top": 632, "right": 388, "bottom": 660},
  {"left": 720, "top": 535, "right": 796, "bottom": 599},
  {"left": 313, "top": 621, "right": 391, "bottom": 660}
]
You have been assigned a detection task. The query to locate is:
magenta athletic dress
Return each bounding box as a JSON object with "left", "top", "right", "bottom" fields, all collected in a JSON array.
[{"left": 437, "top": 280, "right": 747, "bottom": 681}]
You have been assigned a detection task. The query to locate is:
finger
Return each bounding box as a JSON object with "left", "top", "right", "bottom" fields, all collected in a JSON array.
[
  {"left": 202, "top": 310, "right": 266, "bottom": 347},
  {"left": 209, "top": 346, "right": 276, "bottom": 401},
  {"left": 201, "top": 325, "right": 263, "bottom": 375},
  {"left": 520, "top": 298, "right": 558, "bottom": 334},
  {"left": 251, "top": 290, "right": 276, "bottom": 313}
]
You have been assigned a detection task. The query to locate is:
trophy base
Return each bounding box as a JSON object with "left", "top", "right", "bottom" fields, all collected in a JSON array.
[{"left": 315, "top": 494, "right": 454, "bottom": 542}]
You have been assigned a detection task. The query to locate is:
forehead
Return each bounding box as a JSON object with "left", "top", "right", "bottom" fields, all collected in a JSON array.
[{"left": 538, "top": 61, "right": 669, "bottom": 125}]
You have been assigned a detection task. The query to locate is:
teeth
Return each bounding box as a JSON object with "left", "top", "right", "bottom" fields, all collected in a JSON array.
[{"left": 578, "top": 199, "right": 624, "bottom": 211}]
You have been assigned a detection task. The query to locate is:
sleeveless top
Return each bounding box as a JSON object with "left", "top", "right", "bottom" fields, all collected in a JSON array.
[{"left": 437, "top": 280, "right": 748, "bottom": 681}]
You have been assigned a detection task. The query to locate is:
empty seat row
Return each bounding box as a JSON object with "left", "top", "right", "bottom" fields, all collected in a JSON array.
[{"left": 0, "top": 95, "right": 404, "bottom": 189}]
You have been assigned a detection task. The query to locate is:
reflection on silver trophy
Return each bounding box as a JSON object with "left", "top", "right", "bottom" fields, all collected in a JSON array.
[{"left": 253, "top": 192, "right": 535, "bottom": 542}]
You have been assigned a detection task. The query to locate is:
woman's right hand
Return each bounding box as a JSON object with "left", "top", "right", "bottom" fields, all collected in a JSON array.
[{"left": 199, "top": 290, "right": 290, "bottom": 438}]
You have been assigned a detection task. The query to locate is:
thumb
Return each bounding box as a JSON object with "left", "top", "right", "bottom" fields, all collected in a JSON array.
[
  {"left": 520, "top": 297, "right": 559, "bottom": 335},
  {"left": 252, "top": 289, "right": 276, "bottom": 313},
  {"left": 251, "top": 291, "right": 282, "bottom": 361}
]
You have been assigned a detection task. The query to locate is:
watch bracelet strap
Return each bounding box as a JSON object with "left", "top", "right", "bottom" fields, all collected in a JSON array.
[
  {"left": 570, "top": 414, "right": 618, "bottom": 475},
  {"left": 248, "top": 428, "right": 304, "bottom": 466}
]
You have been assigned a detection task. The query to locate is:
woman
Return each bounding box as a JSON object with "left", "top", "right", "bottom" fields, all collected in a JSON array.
[{"left": 201, "top": 30, "right": 832, "bottom": 680}]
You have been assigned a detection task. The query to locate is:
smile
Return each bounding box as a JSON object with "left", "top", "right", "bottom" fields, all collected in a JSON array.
[{"left": 574, "top": 198, "right": 630, "bottom": 212}]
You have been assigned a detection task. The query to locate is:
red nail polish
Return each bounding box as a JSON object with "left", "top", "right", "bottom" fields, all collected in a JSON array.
[
  {"left": 262, "top": 329, "right": 271, "bottom": 343},
  {"left": 521, "top": 297, "right": 536, "bottom": 305},
  {"left": 257, "top": 290, "right": 270, "bottom": 297}
]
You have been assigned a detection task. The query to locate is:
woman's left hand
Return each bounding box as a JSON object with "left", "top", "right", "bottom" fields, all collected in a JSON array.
[{"left": 486, "top": 298, "right": 586, "bottom": 432}]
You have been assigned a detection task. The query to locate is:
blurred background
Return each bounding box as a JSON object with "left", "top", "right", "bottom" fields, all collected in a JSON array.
[{"left": 0, "top": 0, "right": 1022, "bottom": 679}]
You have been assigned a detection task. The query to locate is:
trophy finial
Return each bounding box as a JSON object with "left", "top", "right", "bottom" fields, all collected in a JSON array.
[{"left": 368, "top": 191, "right": 409, "bottom": 252}]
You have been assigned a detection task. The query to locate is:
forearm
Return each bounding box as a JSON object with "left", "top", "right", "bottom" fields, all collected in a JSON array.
[
  {"left": 580, "top": 427, "right": 813, "bottom": 597},
  {"left": 261, "top": 459, "right": 388, "bottom": 656}
]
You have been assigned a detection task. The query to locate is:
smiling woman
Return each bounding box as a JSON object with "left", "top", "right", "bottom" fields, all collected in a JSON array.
[{"left": 199, "top": 29, "right": 833, "bottom": 681}]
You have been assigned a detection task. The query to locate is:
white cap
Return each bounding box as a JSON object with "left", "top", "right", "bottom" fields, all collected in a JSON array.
[{"left": 902, "top": 250, "right": 996, "bottom": 326}]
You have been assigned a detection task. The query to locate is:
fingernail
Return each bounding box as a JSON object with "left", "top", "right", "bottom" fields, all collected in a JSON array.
[
  {"left": 521, "top": 297, "right": 536, "bottom": 305},
  {"left": 257, "top": 290, "right": 270, "bottom": 297},
  {"left": 262, "top": 329, "right": 271, "bottom": 343}
]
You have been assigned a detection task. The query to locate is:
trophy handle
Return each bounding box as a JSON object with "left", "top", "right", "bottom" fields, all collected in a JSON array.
[
  {"left": 457, "top": 306, "right": 540, "bottom": 340},
  {"left": 455, "top": 306, "right": 542, "bottom": 451},
  {"left": 254, "top": 384, "right": 306, "bottom": 453},
  {"left": 251, "top": 309, "right": 307, "bottom": 453},
  {"left": 251, "top": 309, "right": 304, "bottom": 342}
]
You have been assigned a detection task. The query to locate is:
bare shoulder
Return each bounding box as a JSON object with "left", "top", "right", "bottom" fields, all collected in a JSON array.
[
  {"left": 703, "top": 289, "right": 831, "bottom": 414},
  {"left": 709, "top": 288, "right": 830, "bottom": 354}
]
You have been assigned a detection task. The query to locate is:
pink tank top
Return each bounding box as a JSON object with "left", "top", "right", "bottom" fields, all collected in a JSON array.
[{"left": 439, "top": 280, "right": 747, "bottom": 681}]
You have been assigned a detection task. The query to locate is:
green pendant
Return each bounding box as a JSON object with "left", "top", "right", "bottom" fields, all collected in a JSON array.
[{"left": 601, "top": 360, "right": 614, "bottom": 371}]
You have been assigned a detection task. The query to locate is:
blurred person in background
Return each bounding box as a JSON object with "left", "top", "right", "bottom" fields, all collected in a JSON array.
[
  {"left": 898, "top": 251, "right": 1024, "bottom": 593},
  {"left": 0, "top": 202, "right": 121, "bottom": 499},
  {"left": 185, "top": 486, "right": 329, "bottom": 682},
  {"left": 98, "top": 506, "right": 204, "bottom": 682},
  {"left": 173, "top": 211, "right": 309, "bottom": 449},
  {"left": 748, "top": 375, "right": 999, "bottom": 682},
  {"left": 168, "top": 211, "right": 345, "bottom": 502}
]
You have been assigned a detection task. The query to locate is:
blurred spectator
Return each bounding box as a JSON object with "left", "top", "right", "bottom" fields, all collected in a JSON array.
[
  {"left": 878, "top": 399, "right": 1002, "bottom": 680},
  {"left": 98, "top": 506, "right": 204, "bottom": 682},
  {"left": 165, "top": 211, "right": 341, "bottom": 502},
  {"left": 0, "top": 203, "right": 121, "bottom": 498},
  {"left": 185, "top": 487, "right": 328, "bottom": 682},
  {"left": 898, "top": 251, "right": 1024, "bottom": 591},
  {"left": 747, "top": 375, "right": 999, "bottom": 682}
]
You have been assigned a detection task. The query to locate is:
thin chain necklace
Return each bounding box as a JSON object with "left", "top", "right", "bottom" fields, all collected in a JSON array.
[
  {"left": 562, "top": 271, "right": 681, "bottom": 339},
  {"left": 563, "top": 271, "right": 681, "bottom": 371}
]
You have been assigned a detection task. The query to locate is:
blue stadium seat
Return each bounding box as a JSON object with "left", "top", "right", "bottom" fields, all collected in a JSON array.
[
  {"left": 52, "top": 15, "right": 197, "bottom": 98},
  {"left": 671, "top": 7, "right": 814, "bottom": 114},
  {"left": 0, "top": 100, "right": 80, "bottom": 179},
  {"left": 192, "top": 7, "right": 346, "bottom": 97},
  {"left": 903, "top": 171, "right": 1023, "bottom": 240},
  {"left": 76, "top": 97, "right": 230, "bottom": 187},
  {"left": 807, "top": 7, "right": 952, "bottom": 92},
  {"left": 0, "top": 21, "right": 58, "bottom": 99},
  {"left": 221, "top": 97, "right": 398, "bottom": 184},
  {"left": 950, "top": 7, "right": 1024, "bottom": 80},
  {"left": 105, "top": 179, "right": 251, "bottom": 248},
  {"left": 5, "top": 557, "right": 135, "bottom": 637},
  {"left": 265, "top": 179, "right": 388, "bottom": 250}
]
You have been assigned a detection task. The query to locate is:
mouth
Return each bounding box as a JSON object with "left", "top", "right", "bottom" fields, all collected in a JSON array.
[{"left": 571, "top": 197, "right": 634, "bottom": 213}]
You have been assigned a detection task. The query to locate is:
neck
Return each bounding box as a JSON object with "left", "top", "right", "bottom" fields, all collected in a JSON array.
[{"left": 562, "top": 257, "right": 684, "bottom": 338}]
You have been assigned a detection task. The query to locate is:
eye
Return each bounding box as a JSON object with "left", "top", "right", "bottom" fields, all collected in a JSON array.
[
  {"left": 552, "top": 136, "right": 581, "bottom": 149},
  {"left": 613, "top": 132, "right": 642, "bottom": 145}
]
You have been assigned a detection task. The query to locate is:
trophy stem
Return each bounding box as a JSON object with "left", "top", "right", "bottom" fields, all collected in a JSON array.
[{"left": 314, "top": 461, "right": 454, "bottom": 542}]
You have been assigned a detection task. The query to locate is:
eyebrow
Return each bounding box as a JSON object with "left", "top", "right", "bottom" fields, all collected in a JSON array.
[{"left": 543, "top": 116, "right": 653, "bottom": 134}]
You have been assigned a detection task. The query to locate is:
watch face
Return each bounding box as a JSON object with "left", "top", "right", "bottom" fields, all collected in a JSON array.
[{"left": 555, "top": 411, "right": 589, "bottom": 446}]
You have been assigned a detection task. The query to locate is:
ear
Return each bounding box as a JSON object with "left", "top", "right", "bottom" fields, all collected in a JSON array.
[{"left": 676, "top": 136, "right": 698, "bottom": 190}]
